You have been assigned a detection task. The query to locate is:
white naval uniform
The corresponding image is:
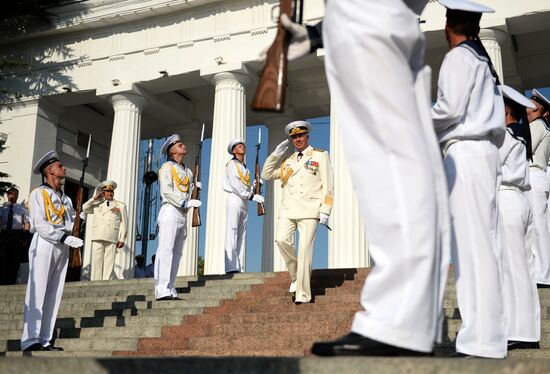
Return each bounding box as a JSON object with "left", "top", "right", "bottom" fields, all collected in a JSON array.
[
  {"left": 82, "top": 198, "right": 128, "bottom": 281},
  {"left": 528, "top": 118, "right": 550, "bottom": 285},
  {"left": 21, "top": 184, "right": 74, "bottom": 351},
  {"left": 324, "top": 0, "right": 450, "bottom": 353},
  {"left": 222, "top": 158, "right": 253, "bottom": 273},
  {"left": 154, "top": 160, "right": 194, "bottom": 299},
  {"left": 498, "top": 128, "right": 541, "bottom": 343},
  {"left": 262, "top": 145, "right": 334, "bottom": 303},
  {"left": 432, "top": 41, "right": 507, "bottom": 358}
]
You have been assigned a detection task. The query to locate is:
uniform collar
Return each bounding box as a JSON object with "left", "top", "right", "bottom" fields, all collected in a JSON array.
[
  {"left": 41, "top": 182, "right": 64, "bottom": 197},
  {"left": 232, "top": 156, "right": 247, "bottom": 168}
]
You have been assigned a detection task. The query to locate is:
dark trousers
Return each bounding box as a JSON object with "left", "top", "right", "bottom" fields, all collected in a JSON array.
[{"left": 0, "top": 230, "right": 30, "bottom": 285}]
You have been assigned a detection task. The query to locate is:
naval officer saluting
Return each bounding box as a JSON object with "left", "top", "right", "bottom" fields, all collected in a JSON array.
[
  {"left": 262, "top": 121, "right": 334, "bottom": 304},
  {"left": 82, "top": 180, "right": 128, "bottom": 281},
  {"left": 21, "top": 150, "right": 83, "bottom": 352},
  {"left": 154, "top": 134, "right": 201, "bottom": 300}
]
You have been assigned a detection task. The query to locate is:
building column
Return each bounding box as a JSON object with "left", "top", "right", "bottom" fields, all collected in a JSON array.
[
  {"left": 178, "top": 126, "right": 202, "bottom": 276},
  {"left": 261, "top": 117, "right": 293, "bottom": 272},
  {"left": 328, "top": 105, "right": 370, "bottom": 268},
  {"left": 480, "top": 28, "right": 507, "bottom": 84},
  {"left": 107, "top": 92, "right": 147, "bottom": 279},
  {"left": 204, "top": 72, "right": 250, "bottom": 275}
]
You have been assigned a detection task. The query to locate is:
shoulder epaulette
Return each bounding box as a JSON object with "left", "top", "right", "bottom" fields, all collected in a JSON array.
[{"left": 313, "top": 148, "right": 324, "bottom": 152}]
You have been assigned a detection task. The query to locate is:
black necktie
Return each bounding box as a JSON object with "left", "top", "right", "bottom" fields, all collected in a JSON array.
[
  {"left": 6, "top": 205, "right": 13, "bottom": 231},
  {"left": 297, "top": 152, "right": 303, "bottom": 161},
  {"left": 107, "top": 201, "right": 110, "bottom": 207}
]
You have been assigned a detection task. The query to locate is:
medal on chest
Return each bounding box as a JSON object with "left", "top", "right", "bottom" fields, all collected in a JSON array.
[{"left": 305, "top": 160, "right": 319, "bottom": 175}]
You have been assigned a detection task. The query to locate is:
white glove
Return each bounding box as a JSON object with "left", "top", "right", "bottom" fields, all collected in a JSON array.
[
  {"left": 253, "top": 178, "right": 264, "bottom": 188},
  {"left": 273, "top": 139, "right": 290, "bottom": 157},
  {"left": 64, "top": 236, "right": 83, "bottom": 247},
  {"left": 259, "top": 14, "right": 311, "bottom": 62},
  {"left": 196, "top": 181, "right": 202, "bottom": 189},
  {"left": 185, "top": 199, "right": 202, "bottom": 209},
  {"left": 79, "top": 212, "right": 86, "bottom": 221},
  {"left": 319, "top": 213, "right": 329, "bottom": 226},
  {"left": 252, "top": 194, "right": 265, "bottom": 204}
]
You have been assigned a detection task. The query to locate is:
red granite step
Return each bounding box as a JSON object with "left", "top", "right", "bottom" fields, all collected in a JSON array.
[{"left": 114, "top": 268, "right": 370, "bottom": 357}]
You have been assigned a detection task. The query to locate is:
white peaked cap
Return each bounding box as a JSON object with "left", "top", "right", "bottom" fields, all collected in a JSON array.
[
  {"left": 501, "top": 85, "right": 536, "bottom": 109},
  {"left": 96, "top": 180, "right": 118, "bottom": 192},
  {"left": 161, "top": 134, "right": 182, "bottom": 156},
  {"left": 33, "top": 150, "right": 60, "bottom": 174},
  {"left": 285, "top": 120, "right": 311, "bottom": 136},
  {"left": 438, "top": 0, "right": 495, "bottom": 13},
  {"left": 227, "top": 138, "right": 245, "bottom": 154},
  {"left": 532, "top": 88, "right": 550, "bottom": 107}
]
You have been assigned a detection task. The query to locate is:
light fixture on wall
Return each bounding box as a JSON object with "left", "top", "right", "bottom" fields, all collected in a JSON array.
[
  {"left": 111, "top": 79, "right": 121, "bottom": 86},
  {"left": 214, "top": 56, "right": 225, "bottom": 65},
  {"left": 159, "top": 69, "right": 168, "bottom": 77}
]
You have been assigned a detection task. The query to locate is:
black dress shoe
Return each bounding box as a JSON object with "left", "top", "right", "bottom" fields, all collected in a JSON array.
[
  {"left": 156, "top": 296, "right": 173, "bottom": 301},
  {"left": 172, "top": 296, "right": 182, "bottom": 301},
  {"left": 507, "top": 340, "right": 540, "bottom": 350},
  {"left": 311, "top": 333, "right": 431, "bottom": 357},
  {"left": 447, "top": 352, "right": 476, "bottom": 358},
  {"left": 537, "top": 283, "right": 550, "bottom": 288},
  {"left": 23, "top": 343, "right": 46, "bottom": 352},
  {"left": 226, "top": 270, "right": 240, "bottom": 274}
]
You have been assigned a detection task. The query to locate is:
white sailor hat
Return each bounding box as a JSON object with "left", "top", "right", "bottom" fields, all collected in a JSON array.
[
  {"left": 96, "top": 180, "right": 117, "bottom": 193},
  {"left": 285, "top": 121, "right": 311, "bottom": 136},
  {"left": 531, "top": 89, "right": 550, "bottom": 111},
  {"left": 33, "top": 150, "right": 60, "bottom": 174},
  {"left": 161, "top": 134, "right": 182, "bottom": 156},
  {"left": 438, "top": 0, "right": 495, "bottom": 13},
  {"left": 501, "top": 85, "right": 536, "bottom": 110},
  {"left": 227, "top": 138, "right": 245, "bottom": 154}
]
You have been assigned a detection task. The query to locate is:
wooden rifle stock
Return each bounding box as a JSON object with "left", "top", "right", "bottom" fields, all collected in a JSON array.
[
  {"left": 255, "top": 144, "right": 266, "bottom": 216},
  {"left": 69, "top": 169, "right": 86, "bottom": 268},
  {"left": 251, "top": 0, "right": 292, "bottom": 112},
  {"left": 191, "top": 141, "right": 202, "bottom": 227}
]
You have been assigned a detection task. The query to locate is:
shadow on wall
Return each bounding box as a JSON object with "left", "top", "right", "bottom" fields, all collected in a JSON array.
[{"left": 0, "top": 0, "right": 92, "bottom": 107}]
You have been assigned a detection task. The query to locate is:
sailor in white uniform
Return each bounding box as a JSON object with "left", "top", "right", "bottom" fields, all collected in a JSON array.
[
  {"left": 20, "top": 151, "right": 83, "bottom": 352},
  {"left": 498, "top": 85, "right": 541, "bottom": 350},
  {"left": 527, "top": 88, "right": 550, "bottom": 286},
  {"left": 275, "top": 0, "right": 450, "bottom": 356},
  {"left": 154, "top": 134, "right": 201, "bottom": 300},
  {"left": 223, "top": 139, "right": 264, "bottom": 274},
  {"left": 431, "top": 0, "right": 507, "bottom": 358}
]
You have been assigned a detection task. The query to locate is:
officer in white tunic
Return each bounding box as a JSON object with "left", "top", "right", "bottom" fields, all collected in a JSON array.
[
  {"left": 431, "top": 0, "right": 507, "bottom": 358},
  {"left": 223, "top": 139, "right": 264, "bottom": 274},
  {"left": 526, "top": 88, "right": 550, "bottom": 286},
  {"left": 82, "top": 181, "right": 128, "bottom": 281},
  {"left": 20, "top": 150, "right": 83, "bottom": 352},
  {"left": 498, "top": 85, "right": 541, "bottom": 350},
  {"left": 154, "top": 134, "right": 201, "bottom": 300},
  {"left": 262, "top": 121, "right": 334, "bottom": 304},
  {"left": 276, "top": 0, "right": 450, "bottom": 356}
]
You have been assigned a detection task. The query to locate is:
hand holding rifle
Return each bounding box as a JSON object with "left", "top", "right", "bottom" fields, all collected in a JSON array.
[{"left": 191, "top": 124, "right": 205, "bottom": 227}]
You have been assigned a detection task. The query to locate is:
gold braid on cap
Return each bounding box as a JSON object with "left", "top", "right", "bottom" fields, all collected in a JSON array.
[
  {"left": 233, "top": 162, "right": 250, "bottom": 186},
  {"left": 41, "top": 188, "right": 65, "bottom": 224},
  {"left": 171, "top": 166, "right": 189, "bottom": 193},
  {"left": 289, "top": 127, "right": 308, "bottom": 136}
]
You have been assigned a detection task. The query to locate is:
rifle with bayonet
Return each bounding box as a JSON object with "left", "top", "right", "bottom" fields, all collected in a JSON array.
[
  {"left": 191, "top": 124, "right": 205, "bottom": 227},
  {"left": 69, "top": 135, "right": 91, "bottom": 268},
  {"left": 255, "top": 128, "right": 266, "bottom": 216},
  {"left": 251, "top": 0, "right": 303, "bottom": 112}
]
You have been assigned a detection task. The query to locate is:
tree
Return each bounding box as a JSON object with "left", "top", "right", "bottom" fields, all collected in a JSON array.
[
  {"left": 198, "top": 256, "right": 205, "bottom": 276},
  {"left": 0, "top": 132, "right": 17, "bottom": 194}
]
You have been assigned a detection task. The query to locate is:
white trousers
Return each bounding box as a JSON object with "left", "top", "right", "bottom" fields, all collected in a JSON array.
[
  {"left": 21, "top": 234, "right": 69, "bottom": 350},
  {"left": 445, "top": 140, "right": 507, "bottom": 358},
  {"left": 529, "top": 168, "right": 550, "bottom": 284},
  {"left": 224, "top": 194, "right": 248, "bottom": 273},
  {"left": 324, "top": 0, "right": 450, "bottom": 352},
  {"left": 276, "top": 218, "right": 318, "bottom": 303},
  {"left": 154, "top": 204, "right": 187, "bottom": 299},
  {"left": 499, "top": 189, "right": 541, "bottom": 342},
  {"left": 91, "top": 240, "right": 118, "bottom": 281}
]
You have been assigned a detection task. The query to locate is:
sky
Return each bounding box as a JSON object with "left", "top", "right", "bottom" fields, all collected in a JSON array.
[
  {"left": 134, "top": 116, "right": 331, "bottom": 271},
  {"left": 134, "top": 87, "right": 550, "bottom": 271}
]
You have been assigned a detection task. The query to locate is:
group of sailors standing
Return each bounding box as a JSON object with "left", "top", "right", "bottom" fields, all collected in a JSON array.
[{"left": 13, "top": 0, "right": 550, "bottom": 360}]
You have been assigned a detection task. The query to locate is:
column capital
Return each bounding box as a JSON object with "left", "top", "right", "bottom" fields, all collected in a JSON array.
[
  {"left": 200, "top": 62, "right": 253, "bottom": 87},
  {"left": 479, "top": 28, "right": 509, "bottom": 45},
  {"left": 109, "top": 91, "right": 147, "bottom": 111}
]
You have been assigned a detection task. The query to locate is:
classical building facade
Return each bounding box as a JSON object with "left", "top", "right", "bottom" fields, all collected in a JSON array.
[{"left": 1, "top": 0, "right": 549, "bottom": 278}]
